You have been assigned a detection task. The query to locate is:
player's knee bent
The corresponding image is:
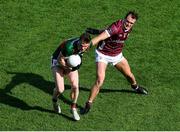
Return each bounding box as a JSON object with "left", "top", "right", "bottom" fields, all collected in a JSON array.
[
  {"left": 55, "top": 88, "right": 64, "bottom": 94},
  {"left": 95, "top": 78, "right": 104, "bottom": 88},
  {"left": 71, "top": 86, "right": 79, "bottom": 91},
  {"left": 71, "top": 82, "right": 78, "bottom": 90}
]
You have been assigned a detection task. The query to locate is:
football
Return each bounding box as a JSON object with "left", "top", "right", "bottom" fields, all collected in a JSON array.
[{"left": 67, "top": 54, "right": 81, "bottom": 67}]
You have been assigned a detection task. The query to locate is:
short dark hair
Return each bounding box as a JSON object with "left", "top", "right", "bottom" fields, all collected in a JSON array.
[
  {"left": 80, "top": 32, "right": 91, "bottom": 43},
  {"left": 75, "top": 32, "right": 91, "bottom": 52},
  {"left": 125, "top": 11, "right": 138, "bottom": 20}
]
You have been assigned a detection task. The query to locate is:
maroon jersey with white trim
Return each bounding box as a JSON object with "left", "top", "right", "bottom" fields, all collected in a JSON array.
[{"left": 97, "top": 19, "right": 131, "bottom": 56}]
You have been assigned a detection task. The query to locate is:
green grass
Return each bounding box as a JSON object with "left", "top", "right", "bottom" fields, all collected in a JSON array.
[{"left": 0, "top": 0, "right": 180, "bottom": 130}]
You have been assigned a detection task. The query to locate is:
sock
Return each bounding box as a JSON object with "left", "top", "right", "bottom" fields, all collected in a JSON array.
[
  {"left": 131, "top": 84, "right": 139, "bottom": 90},
  {"left": 52, "top": 98, "right": 57, "bottom": 103},
  {"left": 86, "top": 101, "right": 92, "bottom": 106},
  {"left": 71, "top": 103, "right": 77, "bottom": 109},
  {"left": 88, "top": 100, "right": 92, "bottom": 103}
]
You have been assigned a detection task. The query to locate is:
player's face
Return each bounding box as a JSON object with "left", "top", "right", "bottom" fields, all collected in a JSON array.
[
  {"left": 124, "top": 15, "right": 136, "bottom": 31},
  {"left": 81, "top": 42, "right": 89, "bottom": 52}
]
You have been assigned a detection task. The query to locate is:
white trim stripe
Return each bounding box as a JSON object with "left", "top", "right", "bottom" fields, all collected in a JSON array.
[{"left": 105, "top": 30, "right": 110, "bottom": 37}]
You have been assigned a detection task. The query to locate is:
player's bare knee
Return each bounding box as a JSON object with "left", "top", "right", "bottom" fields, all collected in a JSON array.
[
  {"left": 55, "top": 88, "right": 64, "bottom": 94},
  {"left": 95, "top": 78, "right": 104, "bottom": 87},
  {"left": 71, "top": 85, "right": 78, "bottom": 91}
]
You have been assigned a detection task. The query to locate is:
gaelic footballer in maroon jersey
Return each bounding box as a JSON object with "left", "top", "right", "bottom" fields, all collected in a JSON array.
[
  {"left": 97, "top": 19, "right": 131, "bottom": 56},
  {"left": 82, "top": 11, "right": 148, "bottom": 115}
]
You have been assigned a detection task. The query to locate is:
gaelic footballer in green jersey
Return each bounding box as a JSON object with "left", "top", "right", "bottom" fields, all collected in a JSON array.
[
  {"left": 51, "top": 32, "right": 91, "bottom": 121},
  {"left": 51, "top": 33, "right": 91, "bottom": 71}
]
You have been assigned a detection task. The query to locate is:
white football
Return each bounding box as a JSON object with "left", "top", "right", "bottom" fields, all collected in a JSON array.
[{"left": 67, "top": 55, "right": 81, "bottom": 67}]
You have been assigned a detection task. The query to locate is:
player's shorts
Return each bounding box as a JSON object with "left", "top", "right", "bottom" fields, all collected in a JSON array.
[
  {"left": 51, "top": 56, "right": 80, "bottom": 71},
  {"left": 95, "top": 49, "right": 124, "bottom": 66},
  {"left": 51, "top": 56, "right": 60, "bottom": 68}
]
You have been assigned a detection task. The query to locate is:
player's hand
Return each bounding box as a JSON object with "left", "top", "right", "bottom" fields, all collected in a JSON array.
[
  {"left": 86, "top": 28, "right": 102, "bottom": 35},
  {"left": 61, "top": 63, "right": 72, "bottom": 74},
  {"left": 58, "top": 57, "right": 72, "bottom": 71}
]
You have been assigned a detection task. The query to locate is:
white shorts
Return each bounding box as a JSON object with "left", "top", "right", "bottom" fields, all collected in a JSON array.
[
  {"left": 51, "top": 57, "right": 60, "bottom": 68},
  {"left": 95, "top": 49, "right": 124, "bottom": 66}
]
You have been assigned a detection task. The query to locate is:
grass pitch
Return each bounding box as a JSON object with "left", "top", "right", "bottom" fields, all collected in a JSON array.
[{"left": 0, "top": 0, "right": 180, "bottom": 130}]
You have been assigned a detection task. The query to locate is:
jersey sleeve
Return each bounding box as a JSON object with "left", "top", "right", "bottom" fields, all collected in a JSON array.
[{"left": 106, "top": 20, "right": 121, "bottom": 36}]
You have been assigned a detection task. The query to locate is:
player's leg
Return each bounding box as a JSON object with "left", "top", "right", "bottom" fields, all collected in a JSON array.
[
  {"left": 67, "top": 70, "right": 79, "bottom": 107},
  {"left": 115, "top": 57, "right": 136, "bottom": 85},
  {"left": 82, "top": 61, "right": 107, "bottom": 114},
  {"left": 52, "top": 66, "right": 65, "bottom": 113},
  {"left": 67, "top": 70, "right": 80, "bottom": 121},
  {"left": 115, "top": 58, "right": 148, "bottom": 94},
  {"left": 89, "top": 61, "right": 107, "bottom": 102}
]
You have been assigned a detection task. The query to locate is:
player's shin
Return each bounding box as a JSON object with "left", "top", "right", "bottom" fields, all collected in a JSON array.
[
  {"left": 88, "top": 84, "right": 101, "bottom": 103},
  {"left": 71, "top": 87, "right": 79, "bottom": 108},
  {"left": 71, "top": 88, "right": 80, "bottom": 121},
  {"left": 52, "top": 88, "right": 62, "bottom": 114}
]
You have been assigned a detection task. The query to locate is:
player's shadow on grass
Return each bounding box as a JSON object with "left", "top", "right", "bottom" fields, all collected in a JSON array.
[
  {"left": 2, "top": 71, "right": 81, "bottom": 121},
  {"left": 0, "top": 89, "right": 74, "bottom": 121},
  {"left": 2, "top": 71, "right": 137, "bottom": 120},
  {"left": 4, "top": 71, "right": 137, "bottom": 96},
  {"left": 80, "top": 87, "right": 137, "bottom": 94},
  {"left": 4, "top": 71, "right": 73, "bottom": 105},
  {"left": 0, "top": 89, "right": 54, "bottom": 113}
]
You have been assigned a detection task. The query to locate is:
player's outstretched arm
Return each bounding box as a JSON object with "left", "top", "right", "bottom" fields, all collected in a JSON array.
[{"left": 90, "top": 31, "right": 109, "bottom": 46}]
